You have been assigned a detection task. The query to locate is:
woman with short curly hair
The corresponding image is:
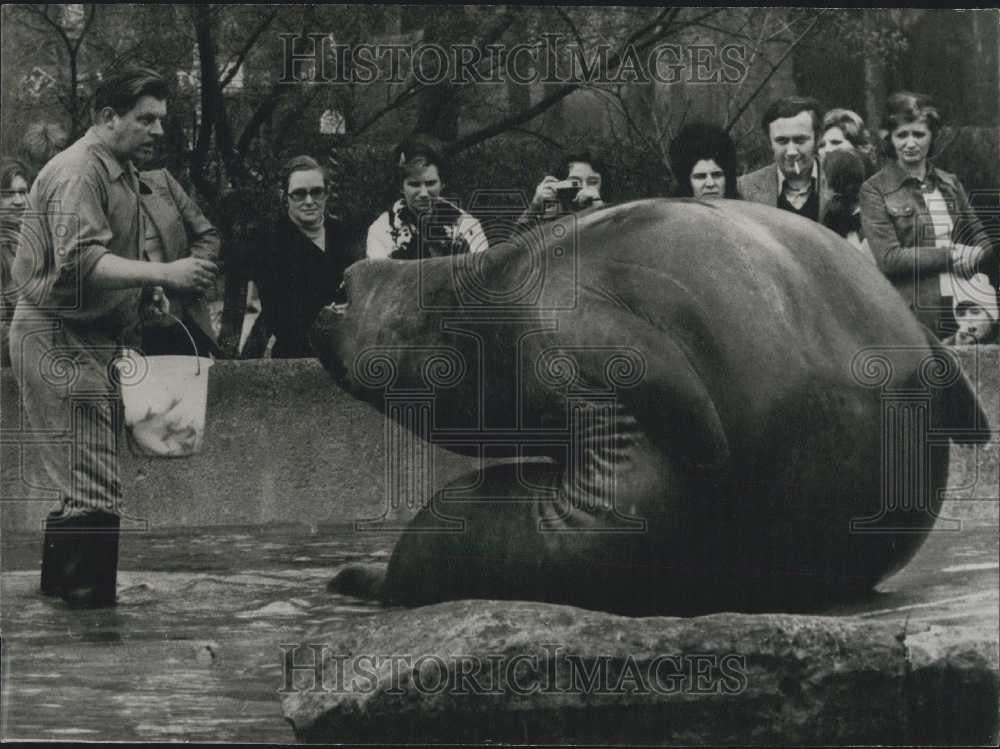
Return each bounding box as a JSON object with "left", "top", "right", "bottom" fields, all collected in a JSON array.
[{"left": 669, "top": 123, "right": 741, "bottom": 199}]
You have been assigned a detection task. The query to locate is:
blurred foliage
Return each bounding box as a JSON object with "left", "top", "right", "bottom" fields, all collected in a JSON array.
[
  {"left": 933, "top": 126, "right": 1000, "bottom": 194},
  {"left": 817, "top": 8, "right": 910, "bottom": 62}
]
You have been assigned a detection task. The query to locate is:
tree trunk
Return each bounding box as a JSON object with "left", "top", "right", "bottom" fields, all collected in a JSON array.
[
  {"left": 218, "top": 266, "right": 248, "bottom": 359},
  {"left": 862, "top": 8, "right": 887, "bottom": 135},
  {"left": 412, "top": 5, "right": 466, "bottom": 140}
]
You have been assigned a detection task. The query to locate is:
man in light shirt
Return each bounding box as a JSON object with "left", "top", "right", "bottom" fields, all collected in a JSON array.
[
  {"left": 738, "top": 96, "right": 832, "bottom": 224},
  {"left": 10, "top": 68, "right": 218, "bottom": 607}
]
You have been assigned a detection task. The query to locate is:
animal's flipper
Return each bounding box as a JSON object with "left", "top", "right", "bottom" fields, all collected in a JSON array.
[
  {"left": 327, "top": 563, "right": 387, "bottom": 600},
  {"left": 559, "top": 299, "right": 732, "bottom": 478}
]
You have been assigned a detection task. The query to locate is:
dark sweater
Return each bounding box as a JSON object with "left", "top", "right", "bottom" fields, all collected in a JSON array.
[
  {"left": 777, "top": 187, "right": 820, "bottom": 222},
  {"left": 252, "top": 215, "right": 358, "bottom": 358}
]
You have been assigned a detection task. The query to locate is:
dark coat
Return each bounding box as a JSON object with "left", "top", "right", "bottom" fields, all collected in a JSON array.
[{"left": 252, "top": 214, "right": 359, "bottom": 359}]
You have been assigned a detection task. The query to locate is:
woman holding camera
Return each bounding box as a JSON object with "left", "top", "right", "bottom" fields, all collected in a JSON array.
[
  {"left": 366, "top": 134, "right": 488, "bottom": 259},
  {"left": 860, "top": 92, "right": 996, "bottom": 338},
  {"left": 518, "top": 146, "right": 607, "bottom": 227}
]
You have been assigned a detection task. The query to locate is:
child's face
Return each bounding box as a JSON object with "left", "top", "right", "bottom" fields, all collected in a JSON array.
[{"left": 955, "top": 304, "right": 996, "bottom": 342}]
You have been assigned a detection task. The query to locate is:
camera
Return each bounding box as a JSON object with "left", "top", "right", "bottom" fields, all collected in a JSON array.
[{"left": 554, "top": 181, "right": 581, "bottom": 205}]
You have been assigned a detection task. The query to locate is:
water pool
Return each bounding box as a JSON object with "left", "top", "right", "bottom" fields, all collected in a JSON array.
[
  {"left": 2, "top": 521, "right": 996, "bottom": 742},
  {"left": 1, "top": 524, "right": 399, "bottom": 742}
]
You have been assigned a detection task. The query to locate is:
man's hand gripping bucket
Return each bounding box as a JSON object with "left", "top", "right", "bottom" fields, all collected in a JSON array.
[{"left": 116, "top": 314, "right": 213, "bottom": 457}]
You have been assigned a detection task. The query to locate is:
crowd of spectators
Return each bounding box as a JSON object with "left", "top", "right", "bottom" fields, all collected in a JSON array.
[{"left": 2, "top": 84, "right": 998, "bottom": 373}]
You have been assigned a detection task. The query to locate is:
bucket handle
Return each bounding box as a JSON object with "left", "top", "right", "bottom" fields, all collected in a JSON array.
[{"left": 162, "top": 312, "right": 204, "bottom": 376}]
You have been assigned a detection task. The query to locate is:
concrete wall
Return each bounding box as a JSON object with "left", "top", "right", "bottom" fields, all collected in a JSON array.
[
  {"left": 2, "top": 349, "right": 998, "bottom": 533},
  {"left": 1, "top": 359, "right": 485, "bottom": 534}
]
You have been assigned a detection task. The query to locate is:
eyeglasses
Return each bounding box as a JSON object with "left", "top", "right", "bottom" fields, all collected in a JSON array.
[{"left": 288, "top": 187, "right": 326, "bottom": 202}]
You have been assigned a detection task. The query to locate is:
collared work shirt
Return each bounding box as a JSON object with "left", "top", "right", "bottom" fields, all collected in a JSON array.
[
  {"left": 9, "top": 128, "right": 146, "bottom": 514},
  {"left": 12, "top": 127, "right": 145, "bottom": 336}
]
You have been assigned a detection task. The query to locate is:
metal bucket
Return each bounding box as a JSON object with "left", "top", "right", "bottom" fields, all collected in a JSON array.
[{"left": 117, "top": 315, "right": 213, "bottom": 457}]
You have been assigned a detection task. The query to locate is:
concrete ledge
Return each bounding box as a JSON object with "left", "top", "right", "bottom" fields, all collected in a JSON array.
[{"left": 2, "top": 347, "right": 997, "bottom": 533}]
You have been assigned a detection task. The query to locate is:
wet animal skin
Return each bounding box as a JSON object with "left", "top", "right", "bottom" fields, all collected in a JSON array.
[{"left": 312, "top": 198, "right": 990, "bottom": 616}]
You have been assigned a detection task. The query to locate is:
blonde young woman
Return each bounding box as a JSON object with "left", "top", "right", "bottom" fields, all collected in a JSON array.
[{"left": 860, "top": 92, "right": 996, "bottom": 338}]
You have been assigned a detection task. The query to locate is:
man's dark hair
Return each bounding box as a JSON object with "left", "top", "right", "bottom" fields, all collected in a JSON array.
[
  {"left": 394, "top": 132, "right": 448, "bottom": 185},
  {"left": 93, "top": 68, "right": 169, "bottom": 117},
  {"left": 761, "top": 96, "right": 824, "bottom": 138}
]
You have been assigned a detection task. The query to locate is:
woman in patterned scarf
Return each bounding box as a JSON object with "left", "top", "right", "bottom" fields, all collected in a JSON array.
[{"left": 366, "top": 134, "right": 488, "bottom": 260}]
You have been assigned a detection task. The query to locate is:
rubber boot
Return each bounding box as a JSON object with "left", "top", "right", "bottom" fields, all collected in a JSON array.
[
  {"left": 40, "top": 510, "right": 67, "bottom": 596},
  {"left": 58, "top": 511, "right": 121, "bottom": 608}
]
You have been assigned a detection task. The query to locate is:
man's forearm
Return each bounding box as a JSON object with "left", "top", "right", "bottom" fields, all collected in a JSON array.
[{"left": 88, "top": 253, "right": 166, "bottom": 290}]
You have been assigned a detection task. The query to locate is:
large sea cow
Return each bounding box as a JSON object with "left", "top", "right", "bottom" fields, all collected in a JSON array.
[{"left": 311, "top": 198, "right": 990, "bottom": 616}]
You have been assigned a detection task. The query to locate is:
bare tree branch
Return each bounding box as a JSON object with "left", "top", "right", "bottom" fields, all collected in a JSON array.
[
  {"left": 10, "top": 5, "right": 54, "bottom": 37},
  {"left": 191, "top": 5, "right": 218, "bottom": 198},
  {"left": 73, "top": 4, "right": 97, "bottom": 55},
  {"left": 448, "top": 6, "right": 695, "bottom": 155},
  {"left": 23, "top": 3, "right": 91, "bottom": 134},
  {"left": 725, "top": 10, "right": 830, "bottom": 132},
  {"left": 688, "top": 20, "right": 757, "bottom": 44},
  {"left": 555, "top": 7, "right": 585, "bottom": 49},
  {"left": 589, "top": 85, "right": 665, "bottom": 169},
  {"left": 509, "top": 126, "right": 564, "bottom": 151},
  {"left": 352, "top": 78, "right": 424, "bottom": 136},
  {"left": 273, "top": 85, "right": 325, "bottom": 147},
  {"left": 724, "top": 9, "right": 772, "bottom": 124},
  {"left": 236, "top": 6, "right": 318, "bottom": 158},
  {"left": 220, "top": 8, "right": 279, "bottom": 89},
  {"left": 479, "top": 7, "right": 516, "bottom": 48},
  {"left": 448, "top": 84, "right": 578, "bottom": 155}
]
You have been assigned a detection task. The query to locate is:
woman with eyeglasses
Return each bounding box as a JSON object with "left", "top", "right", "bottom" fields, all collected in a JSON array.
[
  {"left": 252, "top": 155, "right": 360, "bottom": 358},
  {"left": 366, "top": 134, "right": 488, "bottom": 259}
]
